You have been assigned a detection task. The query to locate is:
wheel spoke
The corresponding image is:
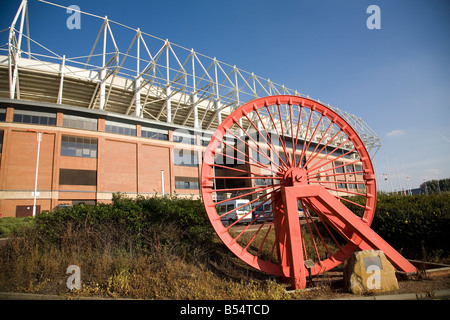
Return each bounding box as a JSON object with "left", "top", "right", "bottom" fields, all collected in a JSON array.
[
  {"left": 225, "top": 124, "right": 281, "bottom": 172},
  {"left": 236, "top": 198, "right": 273, "bottom": 244},
  {"left": 333, "top": 194, "right": 367, "bottom": 208},
  {"left": 264, "top": 104, "right": 292, "bottom": 168},
  {"left": 300, "top": 201, "right": 324, "bottom": 267},
  {"left": 307, "top": 147, "right": 356, "bottom": 175},
  {"left": 297, "top": 107, "right": 314, "bottom": 168},
  {"left": 222, "top": 188, "right": 279, "bottom": 227},
  {"left": 212, "top": 163, "right": 273, "bottom": 177},
  {"left": 292, "top": 104, "right": 304, "bottom": 166},
  {"left": 210, "top": 184, "right": 281, "bottom": 194},
  {"left": 211, "top": 176, "right": 282, "bottom": 181},
  {"left": 276, "top": 102, "right": 292, "bottom": 167},
  {"left": 302, "top": 199, "right": 344, "bottom": 252},
  {"left": 298, "top": 113, "right": 325, "bottom": 168},
  {"left": 301, "top": 200, "right": 333, "bottom": 262},
  {"left": 214, "top": 147, "right": 278, "bottom": 174},
  {"left": 309, "top": 159, "right": 361, "bottom": 175},
  {"left": 302, "top": 120, "right": 336, "bottom": 168},
  {"left": 322, "top": 186, "right": 367, "bottom": 197},
  {"left": 253, "top": 108, "right": 290, "bottom": 170},
  {"left": 215, "top": 185, "right": 278, "bottom": 208},
  {"left": 288, "top": 103, "right": 297, "bottom": 167}
]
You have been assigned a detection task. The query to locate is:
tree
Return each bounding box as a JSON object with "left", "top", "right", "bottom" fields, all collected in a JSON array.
[{"left": 420, "top": 178, "right": 450, "bottom": 194}]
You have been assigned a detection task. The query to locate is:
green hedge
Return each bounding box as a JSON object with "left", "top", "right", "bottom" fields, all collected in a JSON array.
[
  {"left": 0, "top": 217, "right": 34, "bottom": 238},
  {"left": 35, "top": 193, "right": 214, "bottom": 254},
  {"left": 4, "top": 193, "right": 449, "bottom": 261},
  {"left": 345, "top": 194, "right": 450, "bottom": 260}
]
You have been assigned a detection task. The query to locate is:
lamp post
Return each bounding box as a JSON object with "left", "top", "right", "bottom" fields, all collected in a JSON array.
[
  {"left": 32, "top": 131, "right": 42, "bottom": 216},
  {"left": 28, "top": 130, "right": 52, "bottom": 216},
  {"left": 161, "top": 170, "right": 165, "bottom": 197}
]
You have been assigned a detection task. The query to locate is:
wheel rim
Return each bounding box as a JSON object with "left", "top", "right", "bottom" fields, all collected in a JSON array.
[{"left": 201, "top": 95, "right": 377, "bottom": 278}]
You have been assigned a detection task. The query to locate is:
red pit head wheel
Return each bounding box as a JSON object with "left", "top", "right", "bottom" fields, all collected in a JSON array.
[{"left": 201, "top": 95, "right": 414, "bottom": 289}]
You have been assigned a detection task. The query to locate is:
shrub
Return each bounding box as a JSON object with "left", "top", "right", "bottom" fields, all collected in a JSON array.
[
  {"left": 33, "top": 193, "right": 214, "bottom": 257},
  {"left": 0, "top": 217, "right": 34, "bottom": 238},
  {"left": 0, "top": 194, "right": 285, "bottom": 298},
  {"left": 344, "top": 194, "right": 450, "bottom": 260}
]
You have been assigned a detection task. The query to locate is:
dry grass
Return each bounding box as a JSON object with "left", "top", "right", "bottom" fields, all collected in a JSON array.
[
  {"left": 3, "top": 194, "right": 446, "bottom": 300},
  {"left": 0, "top": 220, "right": 294, "bottom": 299}
]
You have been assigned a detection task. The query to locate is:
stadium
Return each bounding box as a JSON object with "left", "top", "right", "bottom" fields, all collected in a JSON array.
[{"left": 0, "top": 0, "right": 381, "bottom": 217}]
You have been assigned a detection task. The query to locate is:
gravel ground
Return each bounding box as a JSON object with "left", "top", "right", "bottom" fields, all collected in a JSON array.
[{"left": 292, "top": 271, "right": 450, "bottom": 300}]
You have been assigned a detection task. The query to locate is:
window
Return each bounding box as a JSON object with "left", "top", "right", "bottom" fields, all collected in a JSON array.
[
  {"left": 217, "top": 204, "right": 237, "bottom": 215},
  {"left": 201, "top": 135, "right": 212, "bottom": 147},
  {"left": 213, "top": 138, "right": 244, "bottom": 165},
  {"left": 334, "top": 161, "right": 345, "bottom": 174},
  {"left": 105, "top": 120, "right": 136, "bottom": 136},
  {"left": 335, "top": 161, "right": 346, "bottom": 190},
  {"left": 255, "top": 177, "right": 271, "bottom": 186},
  {"left": 61, "top": 135, "right": 97, "bottom": 158},
  {"left": 173, "top": 133, "right": 195, "bottom": 145},
  {"left": 0, "top": 109, "right": 6, "bottom": 122},
  {"left": 217, "top": 205, "right": 227, "bottom": 214},
  {"left": 59, "top": 169, "right": 97, "bottom": 186},
  {"left": 175, "top": 177, "right": 199, "bottom": 190},
  {"left": 338, "top": 183, "right": 347, "bottom": 189},
  {"left": 174, "top": 150, "right": 198, "bottom": 167},
  {"left": 355, "top": 164, "right": 363, "bottom": 175},
  {"left": 13, "top": 110, "right": 56, "bottom": 126},
  {"left": 280, "top": 138, "right": 292, "bottom": 149},
  {"left": 345, "top": 164, "right": 355, "bottom": 174},
  {"left": 141, "top": 127, "right": 168, "bottom": 141},
  {"left": 72, "top": 200, "right": 96, "bottom": 206},
  {"left": 63, "top": 114, "right": 97, "bottom": 131},
  {"left": 251, "top": 148, "right": 271, "bottom": 165},
  {"left": 279, "top": 153, "right": 288, "bottom": 166}
]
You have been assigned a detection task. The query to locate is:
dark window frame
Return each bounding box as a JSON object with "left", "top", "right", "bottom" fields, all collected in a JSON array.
[{"left": 59, "top": 169, "right": 97, "bottom": 186}]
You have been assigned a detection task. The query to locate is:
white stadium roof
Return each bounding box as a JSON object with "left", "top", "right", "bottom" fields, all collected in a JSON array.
[{"left": 0, "top": 0, "right": 381, "bottom": 157}]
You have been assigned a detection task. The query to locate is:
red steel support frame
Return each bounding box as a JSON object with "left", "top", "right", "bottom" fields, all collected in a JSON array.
[
  {"left": 201, "top": 95, "right": 416, "bottom": 290},
  {"left": 281, "top": 184, "right": 417, "bottom": 289},
  {"left": 281, "top": 186, "right": 307, "bottom": 289}
]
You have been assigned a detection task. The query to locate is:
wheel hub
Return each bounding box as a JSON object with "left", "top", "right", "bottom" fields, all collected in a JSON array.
[{"left": 283, "top": 167, "right": 308, "bottom": 187}]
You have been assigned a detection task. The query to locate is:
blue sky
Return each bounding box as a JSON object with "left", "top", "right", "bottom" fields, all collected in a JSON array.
[{"left": 1, "top": 0, "right": 449, "bottom": 191}]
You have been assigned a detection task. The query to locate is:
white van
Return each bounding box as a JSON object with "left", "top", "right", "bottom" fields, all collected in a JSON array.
[{"left": 217, "top": 199, "right": 252, "bottom": 225}]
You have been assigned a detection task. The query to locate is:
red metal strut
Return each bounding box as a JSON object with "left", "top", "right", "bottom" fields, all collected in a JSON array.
[{"left": 281, "top": 184, "right": 416, "bottom": 289}]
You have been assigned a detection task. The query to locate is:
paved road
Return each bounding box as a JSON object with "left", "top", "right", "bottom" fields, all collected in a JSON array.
[
  {"left": 334, "top": 289, "right": 450, "bottom": 300},
  {"left": 1, "top": 289, "right": 449, "bottom": 300}
]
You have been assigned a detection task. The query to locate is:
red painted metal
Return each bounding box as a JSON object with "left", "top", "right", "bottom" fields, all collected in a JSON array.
[
  {"left": 282, "top": 185, "right": 307, "bottom": 289},
  {"left": 201, "top": 95, "right": 416, "bottom": 290},
  {"left": 284, "top": 185, "right": 417, "bottom": 275}
]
